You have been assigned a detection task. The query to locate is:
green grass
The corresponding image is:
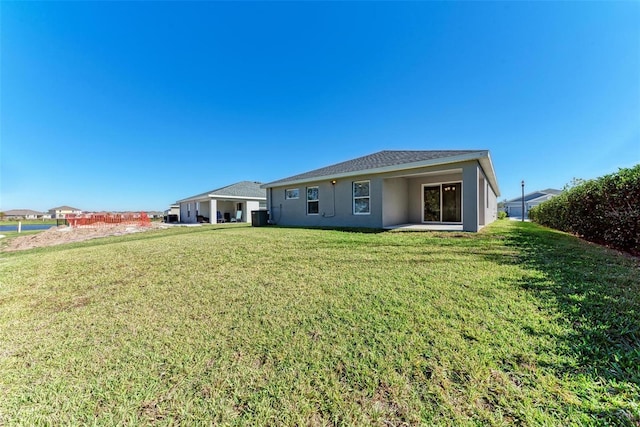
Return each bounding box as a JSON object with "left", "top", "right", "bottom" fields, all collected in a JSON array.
[{"left": 0, "top": 221, "right": 638, "bottom": 425}]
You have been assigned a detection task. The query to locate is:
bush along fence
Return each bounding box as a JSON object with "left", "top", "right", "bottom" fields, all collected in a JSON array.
[{"left": 529, "top": 164, "right": 640, "bottom": 256}]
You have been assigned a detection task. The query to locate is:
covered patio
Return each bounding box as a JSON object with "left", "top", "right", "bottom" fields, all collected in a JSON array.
[
  {"left": 381, "top": 161, "right": 497, "bottom": 232},
  {"left": 384, "top": 223, "right": 464, "bottom": 231}
]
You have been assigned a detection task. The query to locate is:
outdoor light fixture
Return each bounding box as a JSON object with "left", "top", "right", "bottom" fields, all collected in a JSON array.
[
  {"left": 331, "top": 180, "right": 337, "bottom": 185},
  {"left": 521, "top": 180, "right": 525, "bottom": 222}
]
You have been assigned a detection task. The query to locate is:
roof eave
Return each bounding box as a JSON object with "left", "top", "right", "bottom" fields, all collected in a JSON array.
[
  {"left": 262, "top": 151, "right": 491, "bottom": 189},
  {"left": 176, "top": 194, "right": 266, "bottom": 203},
  {"left": 479, "top": 153, "right": 500, "bottom": 197}
]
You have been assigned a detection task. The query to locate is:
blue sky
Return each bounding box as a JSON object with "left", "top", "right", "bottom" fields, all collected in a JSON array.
[{"left": 1, "top": 1, "right": 638, "bottom": 212}]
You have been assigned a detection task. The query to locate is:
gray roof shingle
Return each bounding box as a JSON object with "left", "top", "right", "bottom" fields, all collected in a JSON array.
[
  {"left": 4, "top": 209, "right": 44, "bottom": 216},
  {"left": 49, "top": 206, "right": 82, "bottom": 211},
  {"left": 264, "top": 150, "right": 485, "bottom": 186},
  {"left": 178, "top": 181, "right": 266, "bottom": 202}
]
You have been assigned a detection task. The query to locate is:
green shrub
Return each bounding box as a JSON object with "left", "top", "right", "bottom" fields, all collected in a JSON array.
[
  {"left": 497, "top": 211, "right": 507, "bottom": 220},
  {"left": 530, "top": 165, "right": 640, "bottom": 255}
]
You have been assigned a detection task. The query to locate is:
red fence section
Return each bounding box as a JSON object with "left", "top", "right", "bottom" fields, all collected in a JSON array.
[{"left": 65, "top": 212, "right": 151, "bottom": 228}]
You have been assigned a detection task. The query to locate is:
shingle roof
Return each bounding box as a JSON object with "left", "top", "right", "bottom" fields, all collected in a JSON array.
[
  {"left": 505, "top": 189, "right": 562, "bottom": 203},
  {"left": 4, "top": 209, "right": 44, "bottom": 216},
  {"left": 49, "top": 206, "right": 82, "bottom": 211},
  {"left": 177, "top": 181, "right": 266, "bottom": 202},
  {"left": 264, "top": 150, "right": 486, "bottom": 187}
]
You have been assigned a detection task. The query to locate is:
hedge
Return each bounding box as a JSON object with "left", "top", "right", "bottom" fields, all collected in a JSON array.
[{"left": 529, "top": 164, "right": 640, "bottom": 255}]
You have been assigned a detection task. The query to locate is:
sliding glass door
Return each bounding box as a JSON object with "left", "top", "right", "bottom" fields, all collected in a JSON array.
[
  {"left": 423, "top": 182, "right": 462, "bottom": 223},
  {"left": 423, "top": 186, "right": 441, "bottom": 222}
]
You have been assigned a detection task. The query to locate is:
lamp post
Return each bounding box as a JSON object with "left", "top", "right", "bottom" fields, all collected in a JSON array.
[{"left": 521, "top": 180, "right": 525, "bottom": 222}]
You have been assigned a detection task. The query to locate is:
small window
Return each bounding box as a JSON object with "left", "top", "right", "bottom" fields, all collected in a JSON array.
[
  {"left": 285, "top": 188, "right": 299, "bottom": 200},
  {"left": 307, "top": 186, "right": 319, "bottom": 215},
  {"left": 353, "top": 180, "right": 370, "bottom": 215},
  {"left": 187, "top": 203, "right": 191, "bottom": 218}
]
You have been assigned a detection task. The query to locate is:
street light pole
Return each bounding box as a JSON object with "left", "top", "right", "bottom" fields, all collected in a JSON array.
[{"left": 521, "top": 180, "right": 525, "bottom": 222}]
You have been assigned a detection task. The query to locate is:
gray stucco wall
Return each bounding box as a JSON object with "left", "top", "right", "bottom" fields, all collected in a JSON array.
[
  {"left": 267, "top": 175, "right": 383, "bottom": 228},
  {"left": 382, "top": 178, "right": 408, "bottom": 227},
  {"left": 462, "top": 163, "right": 479, "bottom": 232},
  {"left": 266, "top": 160, "right": 497, "bottom": 231},
  {"left": 179, "top": 201, "right": 197, "bottom": 224}
]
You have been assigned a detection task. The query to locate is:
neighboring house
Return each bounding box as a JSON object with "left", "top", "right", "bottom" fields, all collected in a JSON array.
[
  {"left": 48, "top": 206, "right": 83, "bottom": 219},
  {"left": 176, "top": 181, "right": 267, "bottom": 224},
  {"left": 164, "top": 205, "right": 180, "bottom": 223},
  {"left": 261, "top": 150, "right": 500, "bottom": 232},
  {"left": 3, "top": 209, "right": 46, "bottom": 219},
  {"left": 146, "top": 211, "right": 164, "bottom": 219},
  {"left": 503, "top": 189, "right": 562, "bottom": 219}
]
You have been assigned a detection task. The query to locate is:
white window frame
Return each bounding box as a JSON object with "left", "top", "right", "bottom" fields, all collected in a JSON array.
[
  {"left": 306, "top": 186, "right": 319, "bottom": 215},
  {"left": 353, "top": 180, "right": 371, "bottom": 215},
  {"left": 285, "top": 188, "right": 299, "bottom": 200}
]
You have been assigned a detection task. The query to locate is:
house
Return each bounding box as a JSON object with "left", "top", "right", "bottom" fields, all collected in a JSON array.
[
  {"left": 503, "top": 188, "right": 562, "bottom": 219},
  {"left": 261, "top": 150, "right": 500, "bottom": 232},
  {"left": 176, "top": 181, "right": 267, "bottom": 224},
  {"left": 3, "top": 209, "right": 46, "bottom": 219},
  {"left": 164, "top": 205, "right": 180, "bottom": 223},
  {"left": 146, "top": 211, "right": 164, "bottom": 220},
  {"left": 48, "top": 206, "right": 83, "bottom": 219}
]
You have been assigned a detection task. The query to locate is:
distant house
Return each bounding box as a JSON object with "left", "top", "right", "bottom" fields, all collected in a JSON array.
[
  {"left": 146, "top": 211, "right": 164, "bottom": 219},
  {"left": 48, "top": 206, "right": 83, "bottom": 219},
  {"left": 503, "top": 189, "right": 562, "bottom": 219},
  {"left": 262, "top": 150, "right": 500, "bottom": 232},
  {"left": 176, "top": 181, "right": 267, "bottom": 224},
  {"left": 164, "top": 205, "right": 180, "bottom": 223},
  {"left": 3, "top": 209, "right": 46, "bottom": 220}
]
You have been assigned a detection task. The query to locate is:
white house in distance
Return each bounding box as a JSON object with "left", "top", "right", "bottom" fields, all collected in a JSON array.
[
  {"left": 3, "top": 209, "right": 48, "bottom": 219},
  {"left": 503, "top": 188, "right": 562, "bottom": 219},
  {"left": 176, "top": 181, "right": 266, "bottom": 224},
  {"left": 48, "top": 206, "right": 83, "bottom": 219},
  {"left": 262, "top": 150, "right": 500, "bottom": 232},
  {"left": 164, "top": 204, "right": 180, "bottom": 223}
]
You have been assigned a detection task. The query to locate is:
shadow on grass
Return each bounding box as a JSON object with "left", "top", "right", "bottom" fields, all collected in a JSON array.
[
  {"left": 500, "top": 222, "right": 640, "bottom": 387},
  {"left": 270, "top": 225, "right": 386, "bottom": 234}
]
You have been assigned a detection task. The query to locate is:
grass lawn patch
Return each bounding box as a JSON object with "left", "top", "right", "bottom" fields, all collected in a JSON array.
[{"left": 0, "top": 221, "right": 638, "bottom": 425}]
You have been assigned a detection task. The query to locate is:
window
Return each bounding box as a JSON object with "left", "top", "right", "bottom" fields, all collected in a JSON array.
[
  {"left": 285, "top": 188, "right": 299, "bottom": 199},
  {"left": 307, "top": 186, "right": 319, "bottom": 214},
  {"left": 423, "top": 182, "right": 462, "bottom": 223},
  {"left": 353, "top": 180, "right": 370, "bottom": 214},
  {"left": 187, "top": 203, "right": 191, "bottom": 218},
  {"left": 196, "top": 202, "right": 200, "bottom": 216}
]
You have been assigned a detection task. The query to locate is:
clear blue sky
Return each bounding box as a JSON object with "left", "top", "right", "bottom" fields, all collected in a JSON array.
[{"left": 1, "top": 1, "right": 638, "bottom": 212}]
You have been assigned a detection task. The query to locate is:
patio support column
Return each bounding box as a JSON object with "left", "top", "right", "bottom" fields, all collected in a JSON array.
[
  {"left": 462, "top": 163, "right": 479, "bottom": 232},
  {"left": 210, "top": 199, "right": 217, "bottom": 224}
]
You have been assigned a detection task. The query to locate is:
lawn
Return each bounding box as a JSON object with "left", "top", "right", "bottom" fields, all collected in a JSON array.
[{"left": 0, "top": 221, "right": 638, "bottom": 426}]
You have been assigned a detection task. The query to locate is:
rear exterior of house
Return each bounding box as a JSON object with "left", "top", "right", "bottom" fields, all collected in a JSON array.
[
  {"left": 176, "top": 181, "right": 267, "bottom": 224},
  {"left": 262, "top": 150, "right": 500, "bottom": 232}
]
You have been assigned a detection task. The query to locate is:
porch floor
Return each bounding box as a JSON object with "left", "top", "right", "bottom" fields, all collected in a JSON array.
[{"left": 384, "top": 223, "right": 464, "bottom": 232}]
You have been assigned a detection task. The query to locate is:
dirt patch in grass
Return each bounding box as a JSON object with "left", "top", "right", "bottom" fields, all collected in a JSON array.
[{"left": 1, "top": 222, "right": 169, "bottom": 252}]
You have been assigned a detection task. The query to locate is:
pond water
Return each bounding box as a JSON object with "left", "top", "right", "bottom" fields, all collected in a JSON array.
[{"left": 0, "top": 224, "right": 56, "bottom": 232}]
